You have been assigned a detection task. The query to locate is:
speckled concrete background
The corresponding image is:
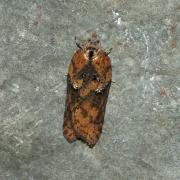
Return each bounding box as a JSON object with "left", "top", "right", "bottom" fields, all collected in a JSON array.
[{"left": 0, "top": 0, "right": 180, "bottom": 179}]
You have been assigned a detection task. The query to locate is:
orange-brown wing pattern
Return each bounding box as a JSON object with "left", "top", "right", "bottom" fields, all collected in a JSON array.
[
  {"left": 63, "top": 77, "right": 77, "bottom": 143},
  {"left": 67, "top": 49, "right": 88, "bottom": 90},
  {"left": 63, "top": 32, "right": 112, "bottom": 147},
  {"left": 92, "top": 50, "right": 112, "bottom": 92},
  {"left": 63, "top": 49, "right": 87, "bottom": 143},
  {"left": 72, "top": 83, "right": 111, "bottom": 147}
]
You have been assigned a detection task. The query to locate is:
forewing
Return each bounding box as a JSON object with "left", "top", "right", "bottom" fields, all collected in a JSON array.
[
  {"left": 72, "top": 51, "right": 112, "bottom": 147},
  {"left": 63, "top": 76, "right": 77, "bottom": 143}
]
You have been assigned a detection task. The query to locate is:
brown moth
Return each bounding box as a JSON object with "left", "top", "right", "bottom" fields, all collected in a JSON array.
[{"left": 63, "top": 32, "right": 112, "bottom": 148}]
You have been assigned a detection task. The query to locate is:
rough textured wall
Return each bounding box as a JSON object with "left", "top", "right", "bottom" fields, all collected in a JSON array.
[{"left": 0, "top": 0, "right": 180, "bottom": 179}]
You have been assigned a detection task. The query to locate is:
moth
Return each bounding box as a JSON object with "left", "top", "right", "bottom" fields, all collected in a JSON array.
[{"left": 63, "top": 32, "right": 112, "bottom": 148}]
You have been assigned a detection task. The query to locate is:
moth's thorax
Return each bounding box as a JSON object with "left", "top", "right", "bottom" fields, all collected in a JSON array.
[{"left": 83, "top": 48, "right": 100, "bottom": 61}]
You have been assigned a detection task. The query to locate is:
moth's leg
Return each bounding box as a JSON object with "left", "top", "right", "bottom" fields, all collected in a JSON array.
[
  {"left": 70, "top": 76, "right": 83, "bottom": 90},
  {"left": 95, "top": 78, "right": 106, "bottom": 94},
  {"left": 68, "top": 68, "right": 83, "bottom": 90},
  {"left": 95, "top": 67, "right": 112, "bottom": 93}
]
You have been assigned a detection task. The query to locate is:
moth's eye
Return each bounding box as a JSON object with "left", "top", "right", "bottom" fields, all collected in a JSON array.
[
  {"left": 88, "top": 38, "right": 91, "bottom": 42},
  {"left": 96, "top": 40, "right": 100, "bottom": 43}
]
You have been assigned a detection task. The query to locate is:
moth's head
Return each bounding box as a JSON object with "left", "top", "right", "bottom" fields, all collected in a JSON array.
[
  {"left": 85, "top": 32, "right": 101, "bottom": 60},
  {"left": 75, "top": 32, "right": 101, "bottom": 60}
]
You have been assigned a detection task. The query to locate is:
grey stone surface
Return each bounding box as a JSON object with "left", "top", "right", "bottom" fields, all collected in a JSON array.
[{"left": 0, "top": 0, "right": 180, "bottom": 179}]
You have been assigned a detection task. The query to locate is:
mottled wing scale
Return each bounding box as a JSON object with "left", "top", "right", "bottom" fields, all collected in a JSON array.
[
  {"left": 63, "top": 78, "right": 77, "bottom": 143},
  {"left": 63, "top": 32, "right": 112, "bottom": 147},
  {"left": 63, "top": 49, "right": 88, "bottom": 143}
]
